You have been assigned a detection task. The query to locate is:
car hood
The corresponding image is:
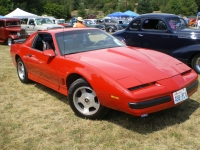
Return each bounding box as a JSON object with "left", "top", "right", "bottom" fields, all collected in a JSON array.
[
  {"left": 69, "top": 46, "right": 190, "bottom": 84},
  {"left": 5, "top": 27, "right": 21, "bottom": 32}
]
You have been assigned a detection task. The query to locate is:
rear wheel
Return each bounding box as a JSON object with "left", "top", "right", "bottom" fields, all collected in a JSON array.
[
  {"left": 7, "top": 37, "right": 13, "bottom": 46},
  {"left": 68, "top": 78, "right": 109, "bottom": 119},
  {"left": 17, "top": 58, "right": 30, "bottom": 83},
  {"left": 191, "top": 54, "right": 200, "bottom": 74}
]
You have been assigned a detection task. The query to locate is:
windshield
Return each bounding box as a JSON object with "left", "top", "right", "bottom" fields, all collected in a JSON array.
[
  {"left": 6, "top": 21, "right": 20, "bottom": 27},
  {"left": 168, "top": 18, "right": 187, "bottom": 30},
  {"left": 35, "top": 18, "right": 53, "bottom": 25},
  {"left": 57, "top": 19, "right": 65, "bottom": 24},
  {"left": 56, "top": 29, "right": 125, "bottom": 55}
]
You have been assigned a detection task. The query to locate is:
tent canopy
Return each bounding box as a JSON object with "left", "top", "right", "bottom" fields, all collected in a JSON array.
[
  {"left": 108, "top": 12, "right": 130, "bottom": 18},
  {"left": 5, "top": 8, "right": 38, "bottom": 18},
  {"left": 0, "top": 15, "right": 4, "bottom": 18},
  {"left": 124, "top": 10, "right": 139, "bottom": 17}
]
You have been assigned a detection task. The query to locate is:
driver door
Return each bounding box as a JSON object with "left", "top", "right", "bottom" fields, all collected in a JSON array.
[
  {"left": 26, "top": 19, "right": 35, "bottom": 35},
  {"left": 25, "top": 33, "right": 60, "bottom": 90}
]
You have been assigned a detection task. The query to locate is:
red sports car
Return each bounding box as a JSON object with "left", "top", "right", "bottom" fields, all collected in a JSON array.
[{"left": 10, "top": 28, "right": 199, "bottom": 119}]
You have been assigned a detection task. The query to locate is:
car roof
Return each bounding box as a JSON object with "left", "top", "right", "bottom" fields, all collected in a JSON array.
[
  {"left": 38, "top": 28, "right": 99, "bottom": 34},
  {"left": 0, "top": 18, "right": 20, "bottom": 21},
  {"left": 135, "top": 13, "right": 181, "bottom": 18}
]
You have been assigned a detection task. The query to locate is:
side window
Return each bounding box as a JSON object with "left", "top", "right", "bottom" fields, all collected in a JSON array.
[
  {"left": 157, "top": 20, "right": 167, "bottom": 30},
  {"left": 130, "top": 20, "right": 141, "bottom": 30},
  {"left": 0, "top": 21, "right": 4, "bottom": 27},
  {"left": 97, "top": 20, "right": 103, "bottom": 23},
  {"left": 142, "top": 19, "right": 159, "bottom": 30},
  {"left": 20, "top": 18, "right": 28, "bottom": 24},
  {"left": 32, "top": 33, "right": 54, "bottom": 51},
  {"left": 29, "top": 19, "right": 34, "bottom": 25}
]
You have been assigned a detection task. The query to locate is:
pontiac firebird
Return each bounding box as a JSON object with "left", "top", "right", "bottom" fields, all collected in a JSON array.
[{"left": 10, "top": 28, "right": 199, "bottom": 119}]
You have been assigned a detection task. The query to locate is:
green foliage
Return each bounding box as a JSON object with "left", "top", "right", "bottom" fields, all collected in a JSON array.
[
  {"left": 0, "top": 6, "right": 9, "bottom": 16},
  {"left": 137, "top": 0, "right": 153, "bottom": 14},
  {"left": 168, "top": 0, "right": 182, "bottom": 14},
  {"left": 43, "top": 3, "right": 68, "bottom": 19},
  {"left": 0, "top": 0, "right": 14, "bottom": 15},
  {"left": 78, "top": 3, "right": 87, "bottom": 18},
  {"left": 180, "top": 0, "right": 198, "bottom": 16},
  {"left": 195, "top": 0, "right": 200, "bottom": 11},
  {"left": 116, "top": 0, "right": 128, "bottom": 12},
  {"left": 151, "top": 0, "right": 160, "bottom": 11}
]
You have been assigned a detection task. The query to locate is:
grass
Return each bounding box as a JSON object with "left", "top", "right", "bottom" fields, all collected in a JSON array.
[{"left": 0, "top": 45, "right": 200, "bottom": 150}]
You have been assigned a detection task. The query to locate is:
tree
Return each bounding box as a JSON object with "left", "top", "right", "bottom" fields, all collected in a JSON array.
[
  {"left": 195, "top": 0, "right": 200, "bottom": 11},
  {"left": 151, "top": 0, "right": 160, "bottom": 11},
  {"left": 0, "top": 0, "right": 14, "bottom": 15},
  {"left": 180, "top": 0, "right": 197, "bottom": 16},
  {"left": 137, "top": 0, "right": 153, "bottom": 14},
  {"left": 77, "top": 3, "right": 87, "bottom": 18},
  {"left": 168, "top": 0, "right": 182, "bottom": 14},
  {"left": 43, "top": 3, "right": 69, "bottom": 19},
  {"left": 116, "top": 0, "right": 128, "bottom": 12}
]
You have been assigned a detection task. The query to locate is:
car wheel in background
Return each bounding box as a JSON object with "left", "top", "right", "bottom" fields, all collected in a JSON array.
[
  {"left": 17, "top": 58, "right": 30, "bottom": 83},
  {"left": 191, "top": 54, "right": 200, "bottom": 74},
  {"left": 7, "top": 37, "right": 13, "bottom": 46},
  {"left": 108, "top": 27, "right": 113, "bottom": 33},
  {"left": 68, "top": 78, "right": 109, "bottom": 119}
]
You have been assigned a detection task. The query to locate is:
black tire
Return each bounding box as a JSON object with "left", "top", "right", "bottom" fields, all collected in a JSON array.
[
  {"left": 68, "top": 78, "right": 109, "bottom": 119},
  {"left": 191, "top": 54, "right": 200, "bottom": 74},
  {"left": 108, "top": 27, "right": 113, "bottom": 33},
  {"left": 17, "top": 58, "right": 30, "bottom": 83}
]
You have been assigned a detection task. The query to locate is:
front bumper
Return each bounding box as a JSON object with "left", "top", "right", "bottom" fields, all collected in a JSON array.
[{"left": 128, "top": 80, "right": 198, "bottom": 110}]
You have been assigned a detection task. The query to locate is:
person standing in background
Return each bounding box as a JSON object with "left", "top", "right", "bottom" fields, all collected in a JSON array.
[{"left": 73, "top": 17, "right": 86, "bottom": 28}]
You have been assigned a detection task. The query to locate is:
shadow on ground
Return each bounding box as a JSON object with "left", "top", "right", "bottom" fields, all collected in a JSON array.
[
  {"left": 34, "top": 82, "right": 199, "bottom": 134},
  {"left": 104, "top": 98, "right": 199, "bottom": 134}
]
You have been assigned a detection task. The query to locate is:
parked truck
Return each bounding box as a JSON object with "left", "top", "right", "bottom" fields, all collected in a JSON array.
[{"left": 20, "top": 17, "right": 64, "bottom": 35}]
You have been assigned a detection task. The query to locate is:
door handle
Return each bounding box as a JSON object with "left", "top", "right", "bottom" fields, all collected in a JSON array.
[{"left": 138, "top": 34, "right": 143, "bottom": 37}]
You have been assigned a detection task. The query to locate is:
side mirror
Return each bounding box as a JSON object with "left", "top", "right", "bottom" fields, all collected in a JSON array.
[{"left": 43, "top": 49, "right": 56, "bottom": 57}]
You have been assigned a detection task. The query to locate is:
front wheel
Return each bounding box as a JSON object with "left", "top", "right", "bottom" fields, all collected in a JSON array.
[
  {"left": 17, "top": 58, "right": 30, "bottom": 83},
  {"left": 191, "top": 54, "right": 200, "bottom": 74},
  {"left": 68, "top": 78, "right": 109, "bottom": 119}
]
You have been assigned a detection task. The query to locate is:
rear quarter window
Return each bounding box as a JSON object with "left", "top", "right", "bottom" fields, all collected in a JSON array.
[{"left": 130, "top": 20, "right": 141, "bottom": 30}]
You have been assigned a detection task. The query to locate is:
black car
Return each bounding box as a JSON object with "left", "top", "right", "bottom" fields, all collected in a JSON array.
[{"left": 113, "top": 13, "right": 200, "bottom": 73}]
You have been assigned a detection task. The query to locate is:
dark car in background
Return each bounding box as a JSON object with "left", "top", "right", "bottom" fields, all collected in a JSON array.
[
  {"left": 84, "top": 19, "right": 105, "bottom": 30},
  {"left": 0, "top": 18, "right": 26, "bottom": 46},
  {"left": 118, "top": 20, "right": 129, "bottom": 29},
  {"left": 113, "top": 13, "right": 200, "bottom": 73},
  {"left": 96, "top": 18, "right": 123, "bottom": 32}
]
